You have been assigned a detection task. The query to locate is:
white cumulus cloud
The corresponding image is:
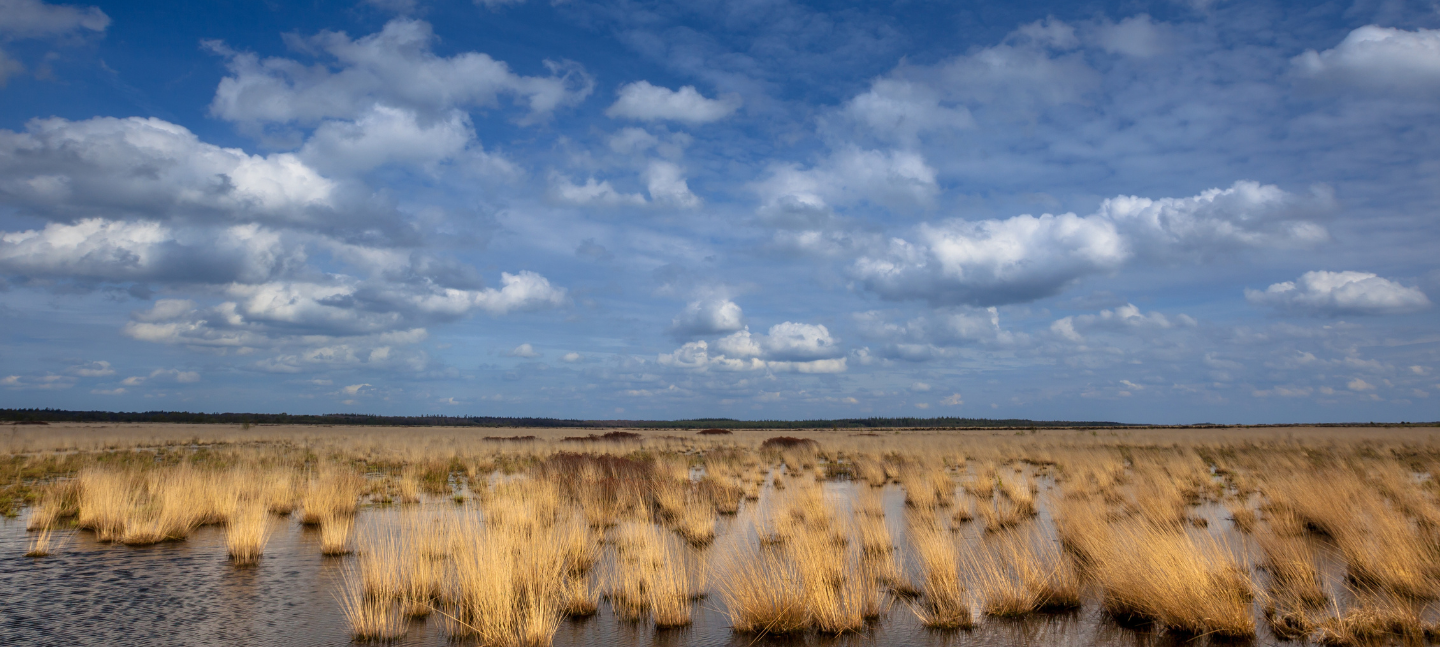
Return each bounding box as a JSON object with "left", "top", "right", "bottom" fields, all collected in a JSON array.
[
  {"left": 1293, "top": 26, "right": 1440, "bottom": 91},
  {"left": 1246, "top": 270, "right": 1431, "bottom": 316},
  {"left": 507, "top": 343, "right": 540, "bottom": 358},
  {"left": 671, "top": 297, "right": 744, "bottom": 337},
  {"left": 298, "top": 105, "right": 477, "bottom": 174},
  {"left": 605, "top": 81, "right": 740, "bottom": 124},
  {"left": 850, "top": 181, "right": 1329, "bottom": 307},
  {"left": 207, "top": 19, "right": 592, "bottom": 128},
  {"left": 643, "top": 161, "right": 701, "bottom": 208},
  {"left": 658, "top": 321, "right": 846, "bottom": 373},
  {"left": 0, "top": 116, "right": 357, "bottom": 230}
]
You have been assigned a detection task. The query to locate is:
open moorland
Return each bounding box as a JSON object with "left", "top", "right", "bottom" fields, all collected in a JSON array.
[{"left": 4, "top": 422, "right": 1440, "bottom": 646}]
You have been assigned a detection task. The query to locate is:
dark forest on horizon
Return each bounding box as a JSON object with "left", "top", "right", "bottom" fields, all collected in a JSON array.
[{"left": 4, "top": 408, "right": 1435, "bottom": 429}]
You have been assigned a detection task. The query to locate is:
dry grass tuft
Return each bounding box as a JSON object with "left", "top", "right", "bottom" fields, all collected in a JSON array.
[
  {"left": 976, "top": 496, "right": 1026, "bottom": 533},
  {"left": 962, "top": 529, "right": 1081, "bottom": 617},
  {"left": 1088, "top": 521, "right": 1254, "bottom": 637},
  {"left": 444, "top": 503, "right": 565, "bottom": 646},
  {"left": 1314, "top": 597, "right": 1434, "bottom": 646},
  {"left": 300, "top": 469, "right": 364, "bottom": 525},
  {"left": 1228, "top": 501, "right": 1257, "bottom": 533},
  {"left": 719, "top": 548, "right": 809, "bottom": 635},
  {"left": 338, "top": 568, "right": 406, "bottom": 640},
  {"left": 560, "top": 574, "right": 598, "bottom": 618},
  {"left": 1257, "top": 532, "right": 1326, "bottom": 605},
  {"left": 25, "top": 526, "right": 60, "bottom": 557},
  {"left": 226, "top": 499, "right": 271, "bottom": 565},
  {"left": 907, "top": 514, "right": 972, "bottom": 629},
  {"left": 320, "top": 514, "right": 354, "bottom": 556},
  {"left": 648, "top": 535, "right": 696, "bottom": 628}
]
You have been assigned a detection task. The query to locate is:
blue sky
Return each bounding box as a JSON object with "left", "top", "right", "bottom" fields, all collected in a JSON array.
[{"left": 1, "top": 0, "right": 1437, "bottom": 423}]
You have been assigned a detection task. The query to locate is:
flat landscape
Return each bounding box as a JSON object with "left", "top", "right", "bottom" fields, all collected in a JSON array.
[{"left": 5, "top": 422, "right": 1440, "bottom": 646}]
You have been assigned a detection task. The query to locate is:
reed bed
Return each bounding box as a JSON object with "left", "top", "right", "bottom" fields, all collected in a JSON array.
[{"left": 13, "top": 423, "right": 1440, "bottom": 645}]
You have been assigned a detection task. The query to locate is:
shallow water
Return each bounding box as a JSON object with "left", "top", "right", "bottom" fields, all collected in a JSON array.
[{"left": 1, "top": 475, "right": 1311, "bottom": 647}]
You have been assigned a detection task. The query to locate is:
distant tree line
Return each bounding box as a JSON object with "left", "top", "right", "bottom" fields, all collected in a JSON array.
[{"left": 0, "top": 408, "right": 1125, "bottom": 429}]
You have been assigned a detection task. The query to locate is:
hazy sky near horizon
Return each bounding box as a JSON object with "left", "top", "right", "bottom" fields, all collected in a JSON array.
[{"left": 0, "top": 0, "right": 1437, "bottom": 423}]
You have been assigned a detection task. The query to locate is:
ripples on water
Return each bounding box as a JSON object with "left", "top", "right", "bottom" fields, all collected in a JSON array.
[{"left": 2, "top": 480, "right": 1298, "bottom": 647}]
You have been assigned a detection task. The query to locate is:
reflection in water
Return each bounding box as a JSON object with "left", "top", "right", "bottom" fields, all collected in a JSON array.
[{"left": 2, "top": 473, "right": 1302, "bottom": 648}]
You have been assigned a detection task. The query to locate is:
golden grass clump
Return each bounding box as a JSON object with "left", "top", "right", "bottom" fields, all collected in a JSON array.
[
  {"left": 262, "top": 470, "right": 298, "bottom": 515},
  {"left": 975, "top": 496, "right": 1027, "bottom": 533},
  {"left": 226, "top": 499, "right": 271, "bottom": 565},
  {"left": 555, "top": 513, "right": 599, "bottom": 575},
  {"left": 400, "top": 546, "right": 438, "bottom": 617},
  {"left": 299, "top": 469, "right": 364, "bottom": 525},
  {"left": 852, "top": 455, "right": 888, "bottom": 488},
  {"left": 338, "top": 568, "right": 406, "bottom": 641},
  {"left": 120, "top": 470, "right": 222, "bottom": 545},
  {"left": 444, "top": 512, "right": 564, "bottom": 646},
  {"left": 75, "top": 468, "right": 135, "bottom": 542},
  {"left": 855, "top": 508, "right": 891, "bottom": 555},
  {"left": 396, "top": 468, "right": 421, "bottom": 504},
  {"left": 718, "top": 547, "right": 809, "bottom": 635},
  {"left": 1228, "top": 501, "right": 1257, "bottom": 533},
  {"left": 605, "top": 521, "right": 659, "bottom": 621},
  {"left": 647, "top": 534, "right": 697, "bottom": 628},
  {"left": 899, "top": 462, "right": 954, "bottom": 509},
  {"left": 1265, "top": 468, "right": 1438, "bottom": 598},
  {"left": 1334, "top": 506, "right": 1437, "bottom": 599},
  {"left": 1129, "top": 466, "right": 1190, "bottom": 527},
  {"left": 998, "top": 471, "right": 1038, "bottom": 517},
  {"left": 789, "top": 525, "right": 865, "bottom": 633},
  {"left": 320, "top": 514, "right": 355, "bottom": 556},
  {"left": 1312, "top": 597, "right": 1435, "bottom": 646},
  {"left": 963, "top": 462, "right": 997, "bottom": 499},
  {"left": 26, "top": 497, "right": 62, "bottom": 532},
  {"left": 1257, "top": 532, "right": 1326, "bottom": 605},
  {"left": 718, "top": 507, "right": 872, "bottom": 635},
  {"left": 1087, "top": 521, "right": 1254, "bottom": 637},
  {"left": 25, "top": 526, "right": 60, "bottom": 557},
  {"left": 359, "top": 529, "right": 405, "bottom": 599},
  {"left": 701, "top": 477, "right": 743, "bottom": 515},
  {"left": 907, "top": 514, "right": 972, "bottom": 629},
  {"left": 962, "top": 529, "right": 1080, "bottom": 617},
  {"left": 559, "top": 574, "right": 598, "bottom": 617}
]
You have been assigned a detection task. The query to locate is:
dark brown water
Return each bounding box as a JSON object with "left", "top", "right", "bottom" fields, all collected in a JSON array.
[{"left": 1, "top": 479, "right": 1304, "bottom": 646}]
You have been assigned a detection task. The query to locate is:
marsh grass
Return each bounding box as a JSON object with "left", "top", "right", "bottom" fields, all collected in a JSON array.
[
  {"left": 25, "top": 525, "right": 62, "bottom": 557},
  {"left": 338, "top": 567, "right": 406, "bottom": 640},
  {"left": 226, "top": 499, "right": 271, "bottom": 565},
  {"left": 21, "top": 422, "right": 1440, "bottom": 644},
  {"left": 445, "top": 503, "right": 565, "bottom": 646},
  {"left": 1312, "top": 596, "right": 1436, "bottom": 646},
  {"left": 320, "top": 514, "right": 354, "bottom": 556},
  {"left": 1228, "top": 501, "right": 1257, "bottom": 533},
  {"left": 1257, "top": 532, "right": 1326, "bottom": 605},
  {"left": 718, "top": 548, "right": 808, "bottom": 635},
  {"left": 26, "top": 497, "right": 61, "bottom": 532},
  {"left": 907, "top": 513, "right": 972, "bottom": 629},
  {"left": 648, "top": 534, "right": 696, "bottom": 628},
  {"left": 962, "top": 529, "right": 1081, "bottom": 617},
  {"left": 1088, "top": 521, "right": 1255, "bottom": 638},
  {"left": 560, "top": 573, "right": 598, "bottom": 617}
]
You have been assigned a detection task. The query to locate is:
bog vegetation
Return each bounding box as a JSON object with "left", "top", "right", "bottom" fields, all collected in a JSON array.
[{"left": 7, "top": 421, "right": 1440, "bottom": 646}]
